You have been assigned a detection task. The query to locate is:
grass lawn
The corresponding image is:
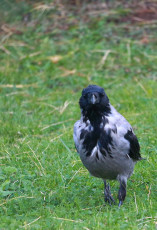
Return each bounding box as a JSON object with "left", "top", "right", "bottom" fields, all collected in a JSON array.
[{"left": 0, "top": 0, "right": 156, "bottom": 229}]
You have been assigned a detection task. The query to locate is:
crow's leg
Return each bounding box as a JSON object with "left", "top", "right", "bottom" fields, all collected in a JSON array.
[
  {"left": 104, "top": 180, "right": 115, "bottom": 205},
  {"left": 118, "top": 177, "right": 127, "bottom": 207}
]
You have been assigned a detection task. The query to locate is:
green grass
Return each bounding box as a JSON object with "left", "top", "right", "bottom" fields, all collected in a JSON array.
[{"left": 0, "top": 0, "right": 156, "bottom": 229}]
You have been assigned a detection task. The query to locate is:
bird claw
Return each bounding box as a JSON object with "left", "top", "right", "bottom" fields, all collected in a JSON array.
[
  {"left": 118, "top": 200, "right": 123, "bottom": 208},
  {"left": 105, "top": 194, "right": 115, "bottom": 205},
  {"left": 104, "top": 183, "right": 115, "bottom": 205}
]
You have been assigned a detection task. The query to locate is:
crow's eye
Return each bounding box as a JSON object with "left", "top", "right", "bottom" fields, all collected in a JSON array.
[
  {"left": 100, "top": 93, "right": 105, "bottom": 97},
  {"left": 83, "top": 92, "right": 90, "bottom": 98}
]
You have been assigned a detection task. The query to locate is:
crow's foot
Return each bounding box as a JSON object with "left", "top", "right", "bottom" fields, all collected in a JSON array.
[
  {"left": 118, "top": 177, "right": 127, "bottom": 207},
  {"left": 118, "top": 200, "right": 123, "bottom": 208},
  {"left": 104, "top": 181, "right": 115, "bottom": 205}
]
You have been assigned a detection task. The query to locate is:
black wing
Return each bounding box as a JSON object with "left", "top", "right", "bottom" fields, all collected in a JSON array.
[{"left": 124, "top": 130, "right": 141, "bottom": 161}]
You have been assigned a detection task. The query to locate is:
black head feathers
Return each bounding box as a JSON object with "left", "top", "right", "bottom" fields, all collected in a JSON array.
[
  {"left": 82, "top": 85, "right": 105, "bottom": 96},
  {"left": 79, "top": 85, "right": 110, "bottom": 117}
]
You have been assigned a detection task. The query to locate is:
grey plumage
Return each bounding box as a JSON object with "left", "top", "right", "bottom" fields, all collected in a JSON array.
[{"left": 73, "top": 85, "right": 142, "bottom": 206}]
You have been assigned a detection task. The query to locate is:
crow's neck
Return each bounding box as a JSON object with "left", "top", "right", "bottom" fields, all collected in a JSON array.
[
  {"left": 87, "top": 110, "right": 102, "bottom": 126},
  {"left": 82, "top": 105, "right": 110, "bottom": 127}
]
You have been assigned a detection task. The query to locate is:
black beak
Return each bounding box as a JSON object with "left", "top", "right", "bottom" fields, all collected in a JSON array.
[
  {"left": 91, "top": 94, "right": 97, "bottom": 104},
  {"left": 89, "top": 93, "right": 99, "bottom": 105}
]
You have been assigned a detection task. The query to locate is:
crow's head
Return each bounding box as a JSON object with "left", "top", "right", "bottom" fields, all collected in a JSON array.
[{"left": 79, "top": 85, "right": 110, "bottom": 116}]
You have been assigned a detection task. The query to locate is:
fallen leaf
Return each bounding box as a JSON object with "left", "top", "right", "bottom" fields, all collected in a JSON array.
[
  {"left": 33, "top": 3, "right": 54, "bottom": 11},
  {"left": 61, "top": 69, "right": 76, "bottom": 77},
  {"left": 140, "top": 37, "right": 149, "bottom": 45},
  {"left": 48, "top": 55, "right": 63, "bottom": 63}
]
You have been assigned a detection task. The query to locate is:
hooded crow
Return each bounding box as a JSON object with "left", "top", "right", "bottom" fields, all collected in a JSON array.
[{"left": 73, "top": 85, "right": 142, "bottom": 206}]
